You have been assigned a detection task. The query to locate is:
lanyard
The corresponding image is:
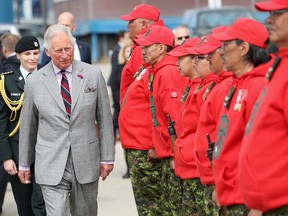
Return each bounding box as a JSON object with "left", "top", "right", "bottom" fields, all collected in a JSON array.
[{"left": 148, "top": 73, "right": 159, "bottom": 127}]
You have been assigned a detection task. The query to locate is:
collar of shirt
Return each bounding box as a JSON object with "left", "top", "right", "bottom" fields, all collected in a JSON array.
[
  {"left": 20, "top": 65, "right": 37, "bottom": 82},
  {"left": 52, "top": 63, "right": 73, "bottom": 76},
  {"left": 52, "top": 63, "right": 73, "bottom": 90},
  {"left": 8, "top": 52, "right": 16, "bottom": 57},
  {"left": 74, "top": 42, "right": 81, "bottom": 61}
]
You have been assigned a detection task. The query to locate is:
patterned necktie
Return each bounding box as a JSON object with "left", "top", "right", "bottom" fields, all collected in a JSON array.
[{"left": 60, "top": 70, "right": 72, "bottom": 119}]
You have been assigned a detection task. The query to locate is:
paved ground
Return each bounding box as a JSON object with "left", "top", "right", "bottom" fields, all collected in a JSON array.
[{"left": 1, "top": 62, "right": 138, "bottom": 216}]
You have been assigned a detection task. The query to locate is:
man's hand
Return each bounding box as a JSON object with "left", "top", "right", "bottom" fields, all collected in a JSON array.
[
  {"left": 18, "top": 170, "right": 31, "bottom": 184},
  {"left": 212, "top": 189, "right": 220, "bottom": 207},
  {"left": 170, "top": 160, "right": 175, "bottom": 170},
  {"left": 3, "top": 159, "right": 17, "bottom": 176},
  {"left": 147, "top": 148, "right": 157, "bottom": 161},
  {"left": 100, "top": 164, "right": 114, "bottom": 181}
]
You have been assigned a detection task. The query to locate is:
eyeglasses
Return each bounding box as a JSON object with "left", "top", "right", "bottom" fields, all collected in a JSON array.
[
  {"left": 269, "top": 9, "right": 288, "bottom": 18},
  {"left": 177, "top": 36, "right": 189, "bottom": 41},
  {"left": 195, "top": 55, "right": 207, "bottom": 62}
]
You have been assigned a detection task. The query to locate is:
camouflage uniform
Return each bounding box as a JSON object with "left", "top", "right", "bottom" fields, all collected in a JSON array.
[
  {"left": 202, "top": 185, "right": 217, "bottom": 216},
  {"left": 264, "top": 206, "right": 288, "bottom": 216},
  {"left": 161, "top": 158, "right": 182, "bottom": 216},
  {"left": 125, "top": 149, "right": 162, "bottom": 216},
  {"left": 180, "top": 178, "right": 216, "bottom": 216},
  {"left": 219, "top": 204, "right": 249, "bottom": 216}
]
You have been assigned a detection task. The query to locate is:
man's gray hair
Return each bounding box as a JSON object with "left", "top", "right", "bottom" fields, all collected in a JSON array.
[{"left": 43, "top": 24, "right": 76, "bottom": 50}]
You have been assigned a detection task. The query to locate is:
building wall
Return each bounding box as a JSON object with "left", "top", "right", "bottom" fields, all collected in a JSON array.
[
  {"left": 53, "top": 0, "right": 254, "bottom": 22},
  {"left": 53, "top": 0, "right": 208, "bottom": 21},
  {"left": 52, "top": 0, "right": 257, "bottom": 61}
]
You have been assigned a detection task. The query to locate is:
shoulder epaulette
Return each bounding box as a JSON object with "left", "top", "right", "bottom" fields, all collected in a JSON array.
[{"left": 0, "top": 71, "right": 13, "bottom": 76}]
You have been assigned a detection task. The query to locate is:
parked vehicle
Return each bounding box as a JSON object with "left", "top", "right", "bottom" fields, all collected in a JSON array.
[
  {"left": 0, "top": 24, "right": 20, "bottom": 36},
  {"left": 0, "top": 23, "right": 44, "bottom": 62},
  {"left": 181, "top": 6, "right": 254, "bottom": 37},
  {"left": 0, "top": 23, "right": 43, "bottom": 40}
]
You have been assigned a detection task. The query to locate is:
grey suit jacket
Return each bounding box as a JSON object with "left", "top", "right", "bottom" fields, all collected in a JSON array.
[{"left": 19, "top": 60, "right": 115, "bottom": 185}]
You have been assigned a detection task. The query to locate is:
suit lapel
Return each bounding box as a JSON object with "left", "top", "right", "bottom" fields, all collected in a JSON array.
[
  {"left": 71, "top": 60, "right": 84, "bottom": 112},
  {"left": 41, "top": 63, "right": 66, "bottom": 113},
  {"left": 14, "top": 69, "right": 25, "bottom": 91}
]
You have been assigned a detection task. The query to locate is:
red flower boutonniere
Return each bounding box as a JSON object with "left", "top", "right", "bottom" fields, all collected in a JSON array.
[{"left": 77, "top": 74, "right": 84, "bottom": 79}]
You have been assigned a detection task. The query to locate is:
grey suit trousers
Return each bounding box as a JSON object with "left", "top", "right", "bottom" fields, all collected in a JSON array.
[{"left": 40, "top": 150, "right": 99, "bottom": 216}]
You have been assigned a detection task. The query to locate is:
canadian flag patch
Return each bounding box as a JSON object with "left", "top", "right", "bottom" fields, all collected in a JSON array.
[{"left": 170, "top": 92, "right": 178, "bottom": 98}]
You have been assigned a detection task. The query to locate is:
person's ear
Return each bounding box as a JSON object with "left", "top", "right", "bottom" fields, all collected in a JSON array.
[
  {"left": 158, "top": 44, "right": 166, "bottom": 54},
  {"left": 71, "top": 24, "right": 76, "bottom": 33},
  {"left": 240, "top": 41, "right": 250, "bottom": 56},
  {"left": 44, "top": 48, "right": 51, "bottom": 57},
  {"left": 141, "top": 20, "right": 148, "bottom": 29}
]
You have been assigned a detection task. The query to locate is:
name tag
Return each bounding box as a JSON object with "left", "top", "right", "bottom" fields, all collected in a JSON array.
[{"left": 11, "top": 93, "right": 21, "bottom": 96}]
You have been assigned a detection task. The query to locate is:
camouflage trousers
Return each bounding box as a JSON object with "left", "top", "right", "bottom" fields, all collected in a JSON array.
[
  {"left": 125, "top": 149, "right": 162, "bottom": 216},
  {"left": 264, "top": 205, "right": 288, "bottom": 216},
  {"left": 180, "top": 178, "right": 217, "bottom": 216},
  {"left": 160, "top": 158, "right": 183, "bottom": 216},
  {"left": 219, "top": 204, "right": 249, "bottom": 216}
]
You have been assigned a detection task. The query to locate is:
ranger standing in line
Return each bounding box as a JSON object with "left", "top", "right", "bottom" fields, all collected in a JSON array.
[
  {"left": 135, "top": 25, "right": 188, "bottom": 215},
  {"left": 119, "top": 4, "right": 164, "bottom": 104},
  {"left": 212, "top": 18, "right": 274, "bottom": 215},
  {"left": 239, "top": 0, "right": 288, "bottom": 215},
  {"left": 194, "top": 26, "right": 233, "bottom": 215}
]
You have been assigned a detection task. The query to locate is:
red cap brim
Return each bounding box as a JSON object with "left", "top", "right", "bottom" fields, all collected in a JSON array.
[
  {"left": 196, "top": 44, "right": 220, "bottom": 55},
  {"left": 185, "top": 47, "right": 201, "bottom": 55},
  {"left": 168, "top": 49, "right": 190, "bottom": 57},
  {"left": 134, "top": 38, "right": 155, "bottom": 46},
  {"left": 120, "top": 14, "right": 135, "bottom": 21},
  {"left": 212, "top": 31, "right": 236, "bottom": 42},
  {"left": 255, "top": 1, "right": 288, "bottom": 11}
]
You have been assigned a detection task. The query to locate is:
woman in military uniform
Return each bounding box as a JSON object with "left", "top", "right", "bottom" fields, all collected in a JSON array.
[{"left": 0, "top": 36, "right": 46, "bottom": 216}]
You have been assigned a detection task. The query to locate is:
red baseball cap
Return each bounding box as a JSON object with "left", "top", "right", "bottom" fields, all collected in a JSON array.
[
  {"left": 212, "top": 18, "right": 269, "bottom": 48},
  {"left": 168, "top": 38, "right": 201, "bottom": 57},
  {"left": 185, "top": 38, "right": 208, "bottom": 55},
  {"left": 121, "top": 4, "right": 160, "bottom": 21},
  {"left": 196, "top": 26, "right": 228, "bottom": 54},
  {"left": 134, "top": 25, "right": 174, "bottom": 47},
  {"left": 255, "top": 0, "right": 288, "bottom": 11}
]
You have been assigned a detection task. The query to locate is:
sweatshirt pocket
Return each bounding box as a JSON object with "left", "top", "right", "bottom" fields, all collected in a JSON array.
[{"left": 151, "top": 129, "right": 171, "bottom": 157}]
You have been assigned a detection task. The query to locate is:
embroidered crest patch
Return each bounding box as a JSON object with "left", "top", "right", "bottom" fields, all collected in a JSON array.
[{"left": 214, "top": 114, "right": 229, "bottom": 159}]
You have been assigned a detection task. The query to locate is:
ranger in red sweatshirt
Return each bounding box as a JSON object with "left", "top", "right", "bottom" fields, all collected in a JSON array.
[
  {"left": 134, "top": 25, "right": 188, "bottom": 215},
  {"left": 118, "top": 4, "right": 165, "bottom": 215},
  {"left": 212, "top": 18, "right": 273, "bottom": 215},
  {"left": 168, "top": 39, "right": 218, "bottom": 215},
  {"left": 119, "top": 4, "right": 164, "bottom": 104},
  {"left": 239, "top": 0, "right": 288, "bottom": 214},
  {"left": 194, "top": 27, "right": 233, "bottom": 186}
]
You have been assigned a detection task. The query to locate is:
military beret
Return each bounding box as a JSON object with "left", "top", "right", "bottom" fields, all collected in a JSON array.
[{"left": 15, "top": 36, "right": 40, "bottom": 53}]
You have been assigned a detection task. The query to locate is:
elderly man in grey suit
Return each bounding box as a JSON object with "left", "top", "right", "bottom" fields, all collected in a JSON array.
[{"left": 17, "top": 24, "right": 115, "bottom": 216}]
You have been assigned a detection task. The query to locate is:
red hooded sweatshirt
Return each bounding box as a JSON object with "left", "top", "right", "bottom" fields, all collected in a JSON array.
[
  {"left": 119, "top": 67, "right": 151, "bottom": 150},
  {"left": 194, "top": 71, "right": 232, "bottom": 185},
  {"left": 148, "top": 55, "right": 189, "bottom": 158},
  {"left": 213, "top": 58, "right": 273, "bottom": 206},
  {"left": 120, "top": 20, "right": 164, "bottom": 104},
  {"left": 174, "top": 73, "right": 218, "bottom": 179},
  {"left": 239, "top": 50, "right": 288, "bottom": 212}
]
